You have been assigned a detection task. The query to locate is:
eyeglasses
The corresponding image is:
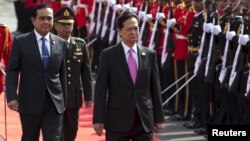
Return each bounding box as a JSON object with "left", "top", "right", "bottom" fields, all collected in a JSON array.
[
  {"left": 123, "top": 27, "right": 139, "bottom": 33},
  {"left": 37, "top": 16, "right": 53, "bottom": 22}
]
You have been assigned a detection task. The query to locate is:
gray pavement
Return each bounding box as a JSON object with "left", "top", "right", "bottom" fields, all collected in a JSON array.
[
  {"left": 155, "top": 116, "right": 207, "bottom": 141},
  {"left": 0, "top": 0, "right": 17, "bottom": 32},
  {"left": 0, "top": 1, "right": 207, "bottom": 141}
]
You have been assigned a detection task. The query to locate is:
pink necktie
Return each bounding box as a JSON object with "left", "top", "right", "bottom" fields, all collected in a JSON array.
[{"left": 128, "top": 49, "right": 137, "bottom": 84}]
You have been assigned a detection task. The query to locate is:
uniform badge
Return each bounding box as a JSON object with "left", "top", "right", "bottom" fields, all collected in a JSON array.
[
  {"left": 74, "top": 52, "right": 83, "bottom": 55},
  {"left": 76, "top": 48, "right": 82, "bottom": 51}
]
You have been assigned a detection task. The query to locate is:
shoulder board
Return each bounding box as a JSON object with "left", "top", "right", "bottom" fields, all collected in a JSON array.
[
  {"left": 0, "top": 23, "right": 7, "bottom": 27},
  {"left": 72, "top": 37, "right": 86, "bottom": 43}
]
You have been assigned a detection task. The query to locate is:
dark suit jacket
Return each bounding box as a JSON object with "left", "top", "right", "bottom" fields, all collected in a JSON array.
[
  {"left": 65, "top": 37, "right": 92, "bottom": 109},
  {"left": 93, "top": 43, "right": 165, "bottom": 132},
  {"left": 6, "top": 31, "right": 67, "bottom": 115}
]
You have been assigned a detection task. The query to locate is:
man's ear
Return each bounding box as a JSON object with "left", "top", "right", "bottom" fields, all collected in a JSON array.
[{"left": 31, "top": 17, "right": 35, "bottom": 24}]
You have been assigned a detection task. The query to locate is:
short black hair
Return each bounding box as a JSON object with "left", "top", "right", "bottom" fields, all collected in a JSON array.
[
  {"left": 31, "top": 4, "right": 52, "bottom": 18},
  {"left": 116, "top": 12, "right": 138, "bottom": 29}
]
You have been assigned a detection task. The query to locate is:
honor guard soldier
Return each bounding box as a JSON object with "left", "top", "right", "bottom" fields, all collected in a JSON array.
[
  {"left": 220, "top": 0, "right": 243, "bottom": 125},
  {"left": 167, "top": 0, "right": 195, "bottom": 121},
  {"left": 72, "top": 0, "right": 94, "bottom": 40},
  {"left": 0, "top": 23, "right": 12, "bottom": 95},
  {"left": 207, "top": 0, "right": 231, "bottom": 125},
  {"left": 184, "top": 0, "right": 206, "bottom": 130},
  {"left": 239, "top": 0, "right": 250, "bottom": 124},
  {"left": 54, "top": 7, "right": 93, "bottom": 141}
]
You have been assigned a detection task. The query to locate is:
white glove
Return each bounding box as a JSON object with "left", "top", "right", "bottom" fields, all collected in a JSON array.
[
  {"left": 226, "top": 31, "right": 236, "bottom": 41},
  {"left": 238, "top": 34, "right": 250, "bottom": 46},
  {"left": 203, "top": 23, "right": 214, "bottom": 33},
  {"left": 156, "top": 13, "right": 165, "bottom": 20},
  {"left": 113, "top": 4, "right": 122, "bottom": 12},
  {"left": 167, "top": 18, "right": 176, "bottom": 27},
  {"left": 211, "top": 25, "right": 222, "bottom": 35},
  {"left": 122, "top": 3, "right": 130, "bottom": 12},
  {"left": 143, "top": 14, "right": 152, "bottom": 22},
  {"left": 129, "top": 7, "right": 137, "bottom": 13},
  {"left": 108, "top": 0, "right": 116, "bottom": 7},
  {"left": 138, "top": 11, "right": 145, "bottom": 20}
]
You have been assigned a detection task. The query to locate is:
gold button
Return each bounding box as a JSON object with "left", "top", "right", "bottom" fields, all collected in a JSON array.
[
  {"left": 68, "top": 81, "right": 71, "bottom": 84},
  {"left": 68, "top": 74, "right": 71, "bottom": 77},
  {"left": 68, "top": 67, "right": 71, "bottom": 70}
]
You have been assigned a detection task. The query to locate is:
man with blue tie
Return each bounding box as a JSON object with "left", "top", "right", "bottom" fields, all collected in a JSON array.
[
  {"left": 93, "top": 12, "right": 165, "bottom": 141},
  {"left": 5, "top": 4, "right": 67, "bottom": 141}
]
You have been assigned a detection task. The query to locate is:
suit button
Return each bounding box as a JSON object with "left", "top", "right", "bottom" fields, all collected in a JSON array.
[
  {"left": 68, "top": 74, "right": 71, "bottom": 77},
  {"left": 67, "top": 60, "right": 70, "bottom": 63},
  {"left": 68, "top": 81, "right": 71, "bottom": 85},
  {"left": 68, "top": 67, "right": 71, "bottom": 70}
]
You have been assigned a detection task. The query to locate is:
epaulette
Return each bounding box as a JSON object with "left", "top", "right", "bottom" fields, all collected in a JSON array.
[
  {"left": 72, "top": 37, "right": 86, "bottom": 43},
  {"left": 0, "top": 23, "right": 7, "bottom": 27}
]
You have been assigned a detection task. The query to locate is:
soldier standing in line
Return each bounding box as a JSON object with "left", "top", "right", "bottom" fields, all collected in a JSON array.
[
  {"left": 160, "top": 0, "right": 178, "bottom": 116},
  {"left": 71, "top": 0, "right": 94, "bottom": 40},
  {"left": 0, "top": 23, "right": 12, "bottom": 95},
  {"left": 53, "top": 7, "right": 93, "bottom": 141},
  {"left": 219, "top": 0, "right": 244, "bottom": 125},
  {"left": 239, "top": 0, "right": 250, "bottom": 124},
  {"left": 184, "top": 0, "right": 206, "bottom": 130},
  {"left": 207, "top": 0, "right": 231, "bottom": 124},
  {"left": 167, "top": 0, "right": 195, "bottom": 121}
]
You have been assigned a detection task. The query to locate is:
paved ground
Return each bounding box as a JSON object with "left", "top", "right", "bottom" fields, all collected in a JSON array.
[
  {"left": 0, "top": 1, "right": 207, "bottom": 141},
  {"left": 156, "top": 116, "right": 207, "bottom": 141},
  {"left": 0, "top": 0, "right": 17, "bottom": 32}
]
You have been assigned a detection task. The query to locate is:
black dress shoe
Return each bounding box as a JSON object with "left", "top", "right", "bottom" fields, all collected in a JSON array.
[
  {"left": 183, "top": 121, "right": 192, "bottom": 127},
  {"left": 194, "top": 128, "right": 207, "bottom": 135},
  {"left": 164, "top": 109, "right": 174, "bottom": 116},
  {"left": 186, "top": 122, "right": 201, "bottom": 129},
  {"left": 170, "top": 114, "right": 187, "bottom": 121}
]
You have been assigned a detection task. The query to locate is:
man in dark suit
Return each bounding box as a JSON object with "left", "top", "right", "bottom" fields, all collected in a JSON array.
[
  {"left": 53, "top": 7, "right": 93, "bottom": 141},
  {"left": 93, "top": 12, "right": 165, "bottom": 141},
  {"left": 5, "top": 4, "right": 67, "bottom": 141}
]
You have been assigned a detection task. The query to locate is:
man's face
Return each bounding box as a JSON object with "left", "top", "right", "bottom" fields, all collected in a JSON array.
[
  {"left": 193, "top": 1, "right": 203, "bottom": 12},
  {"left": 32, "top": 7, "right": 53, "bottom": 36},
  {"left": 54, "top": 22, "right": 73, "bottom": 39},
  {"left": 118, "top": 17, "right": 139, "bottom": 46}
]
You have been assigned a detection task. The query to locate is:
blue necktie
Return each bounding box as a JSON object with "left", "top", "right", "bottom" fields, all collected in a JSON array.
[{"left": 41, "top": 37, "right": 49, "bottom": 68}]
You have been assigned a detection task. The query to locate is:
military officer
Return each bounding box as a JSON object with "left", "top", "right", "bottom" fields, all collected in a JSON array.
[{"left": 53, "top": 7, "right": 93, "bottom": 141}]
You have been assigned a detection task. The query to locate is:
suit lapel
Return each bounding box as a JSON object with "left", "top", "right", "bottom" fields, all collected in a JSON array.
[
  {"left": 47, "top": 34, "right": 56, "bottom": 70},
  {"left": 30, "top": 31, "right": 44, "bottom": 68},
  {"left": 135, "top": 44, "right": 144, "bottom": 85}
]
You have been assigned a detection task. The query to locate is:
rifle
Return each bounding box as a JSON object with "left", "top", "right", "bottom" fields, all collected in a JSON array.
[
  {"left": 218, "top": 6, "right": 232, "bottom": 83},
  {"left": 205, "top": 1, "right": 218, "bottom": 77},
  {"left": 228, "top": 8, "right": 247, "bottom": 88},
  {"left": 96, "top": 0, "right": 103, "bottom": 35},
  {"left": 161, "top": 1, "right": 172, "bottom": 66}
]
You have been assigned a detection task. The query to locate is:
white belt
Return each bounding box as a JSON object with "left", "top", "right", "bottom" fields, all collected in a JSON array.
[{"left": 175, "top": 34, "right": 187, "bottom": 40}]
